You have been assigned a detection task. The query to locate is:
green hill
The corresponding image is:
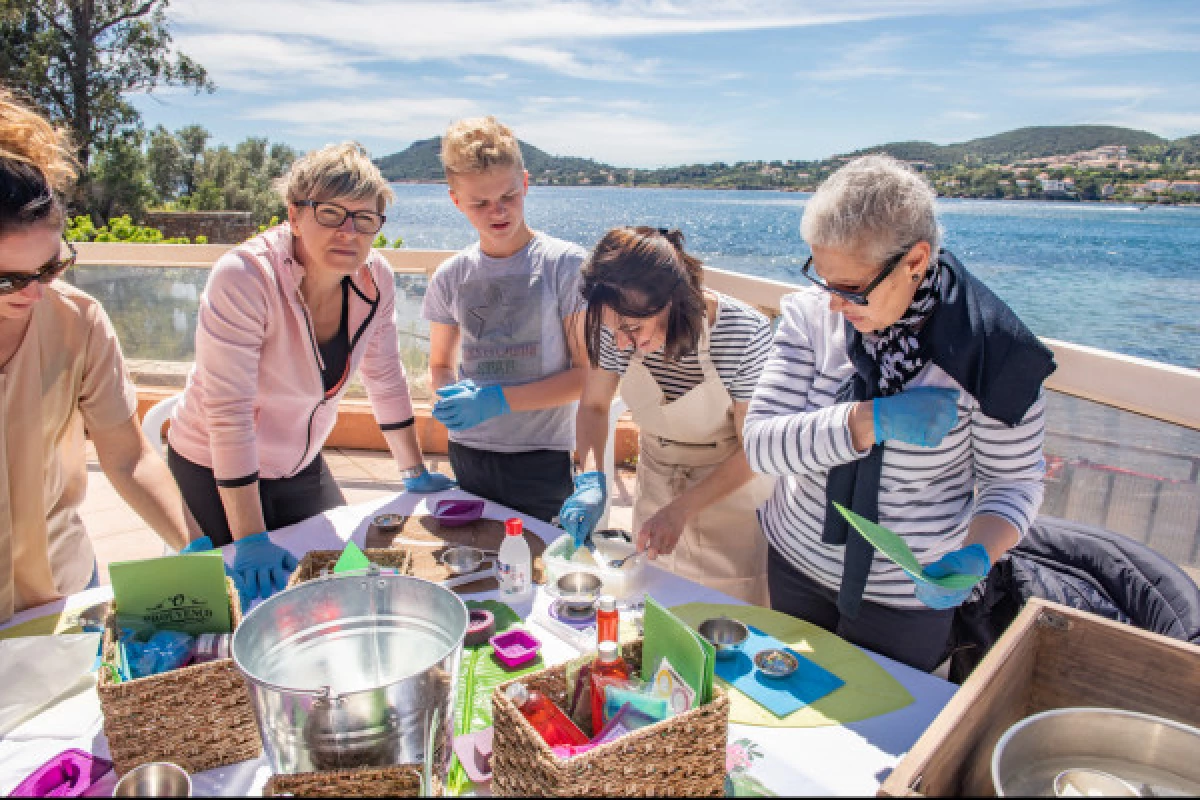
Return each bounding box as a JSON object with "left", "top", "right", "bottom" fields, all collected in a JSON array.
[
  {"left": 853, "top": 126, "right": 1169, "bottom": 166},
  {"left": 375, "top": 137, "right": 614, "bottom": 182}
]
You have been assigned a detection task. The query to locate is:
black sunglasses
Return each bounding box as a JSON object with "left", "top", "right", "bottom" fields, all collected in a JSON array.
[
  {"left": 800, "top": 246, "right": 912, "bottom": 306},
  {"left": 0, "top": 238, "right": 77, "bottom": 295},
  {"left": 295, "top": 200, "right": 386, "bottom": 235}
]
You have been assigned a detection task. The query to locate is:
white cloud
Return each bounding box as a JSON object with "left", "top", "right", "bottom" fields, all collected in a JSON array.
[
  {"left": 796, "top": 34, "right": 922, "bottom": 82},
  {"left": 991, "top": 14, "right": 1200, "bottom": 58},
  {"left": 1098, "top": 110, "right": 1200, "bottom": 138},
  {"left": 1011, "top": 84, "right": 1168, "bottom": 102},
  {"left": 462, "top": 73, "right": 511, "bottom": 87},
  {"left": 242, "top": 96, "right": 485, "bottom": 140},
  {"left": 941, "top": 110, "right": 985, "bottom": 122},
  {"left": 173, "top": 33, "right": 380, "bottom": 93}
]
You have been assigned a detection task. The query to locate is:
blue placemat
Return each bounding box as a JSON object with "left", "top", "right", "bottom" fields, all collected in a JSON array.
[{"left": 714, "top": 625, "right": 845, "bottom": 718}]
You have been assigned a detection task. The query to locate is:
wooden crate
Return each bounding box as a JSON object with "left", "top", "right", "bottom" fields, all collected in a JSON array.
[{"left": 879, "top": 598, "right": 1200, "bottom": 797}]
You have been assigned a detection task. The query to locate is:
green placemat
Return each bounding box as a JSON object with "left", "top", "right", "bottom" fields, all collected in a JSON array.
[
  {"left": 446, "top": 600, "right": 543, "bottom": 796},
  {"left": 670, "top": 603, "right": 913, "bottom": 728}
]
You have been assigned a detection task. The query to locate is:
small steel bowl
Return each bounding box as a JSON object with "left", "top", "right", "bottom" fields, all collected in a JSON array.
[
  {"left": 697, "top": 617, "right": 749, "bottom": 660},
  {"left": 113, "top": 762, "right": 192, "bottom": 797},
  {"left": 440, "top": 546, "right": 489, "bottom": 576},
  {"left": 1053, "top": 768, "right": 1140, "bottom": 798},
  {"left": 555, "top": 571, "right": 602, "bottom": 610},
  {"left": 754, "top": 648, "right": 799, "bottom": 679}
]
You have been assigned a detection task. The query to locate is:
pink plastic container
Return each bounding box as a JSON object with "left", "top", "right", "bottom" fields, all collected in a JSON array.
[{"left": 489, "top": 628, "right": 541, "bottom": 669}]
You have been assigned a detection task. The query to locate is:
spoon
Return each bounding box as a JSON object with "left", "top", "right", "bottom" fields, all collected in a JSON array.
[{"left": 607, "top": 552, "right": 640, "bottom": 569}]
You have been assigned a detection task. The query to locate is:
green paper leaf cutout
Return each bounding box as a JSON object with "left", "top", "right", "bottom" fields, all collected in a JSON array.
[
  {"left": 333, "top": 540, "right": 371, "bottom": 573},
  {"left": 833, "top": 503, "right": 982, "bottom": 591}
]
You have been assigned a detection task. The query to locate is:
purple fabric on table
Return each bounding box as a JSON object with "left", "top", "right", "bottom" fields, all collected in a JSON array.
[{"left": 10, "top": 749, "right": 113, "bottom": 798}]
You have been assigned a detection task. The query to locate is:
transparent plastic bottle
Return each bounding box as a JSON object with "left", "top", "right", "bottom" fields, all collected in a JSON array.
[
  {"left": 496, "top": 517, "right": 532, "bottom": 600},
  {"left": 504, "top": 682, "right": 590, "bottom": 748},
  {"left": 596, "top": 594, "right": 619, "bottom": 645}
]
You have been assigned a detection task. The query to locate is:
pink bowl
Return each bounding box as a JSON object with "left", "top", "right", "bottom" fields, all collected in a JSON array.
[{"left": 489, "top": 628, "right": 541, "bottom": 669}]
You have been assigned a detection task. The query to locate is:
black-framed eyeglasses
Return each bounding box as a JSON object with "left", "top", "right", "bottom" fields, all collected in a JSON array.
[
  {"left": 0, "top": 238, "right": 77, "bottom": 295},
  {"left": 800, "top": 246, "right": 911, "bottom": 306},
  {"left": 295, "top": 200, "right": 386, "bottom": 235}
]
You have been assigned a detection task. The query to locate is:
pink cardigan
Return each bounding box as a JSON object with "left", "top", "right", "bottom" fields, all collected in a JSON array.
[{"left": 168, "top": 224, "right": 415, "bottom": 483}]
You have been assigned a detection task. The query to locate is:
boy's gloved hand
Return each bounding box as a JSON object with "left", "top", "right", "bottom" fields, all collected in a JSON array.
[
  {"left": 232, "top": 532, "right": 298, "bottom": 600},
  {"left": 402, "top": 465, "right": 457, "bottom": 493},
  {"left": 873, "top": 387, "right": 960, "bottom": 447},
  {"left": 180, "top": 535, "right": 214, "bottom": 554},
  {"left": 558, "top": 471, "right": 607, "bottom": 548},
  {"left": 432, "top": 382, "right": 510, "bottom": 431},
  {"left": 913, "top": 543, "right": 991, "bottom": 609}
]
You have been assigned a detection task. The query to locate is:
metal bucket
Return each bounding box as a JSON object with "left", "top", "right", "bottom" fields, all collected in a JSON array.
[{"left": 232, "top": 570, "right": 467, "bottom": 776}]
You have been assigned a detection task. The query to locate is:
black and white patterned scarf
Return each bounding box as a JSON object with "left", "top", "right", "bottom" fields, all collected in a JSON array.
[{"left": 861, "top": 259, "right": 944, "bottom": 396}]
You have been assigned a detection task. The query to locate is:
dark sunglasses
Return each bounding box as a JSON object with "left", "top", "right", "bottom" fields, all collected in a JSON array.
[
  {"left": 295, "top": 199, "right": 386, "bottom": 235},
  {"left": 0, "top": 238, "right": 77, "bottom": 295},
  {"left": 800, "top": 245, "right": 912, "bottom": 306}
]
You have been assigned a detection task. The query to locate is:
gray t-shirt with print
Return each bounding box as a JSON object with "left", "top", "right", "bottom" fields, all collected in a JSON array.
[{"left": 422, "top": 233, "right": 586, "bottom": 453}]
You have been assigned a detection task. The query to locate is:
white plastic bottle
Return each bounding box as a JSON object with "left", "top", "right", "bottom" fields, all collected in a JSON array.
[{"left": 496, "top": 517, "right": 532, "bottom": 600}]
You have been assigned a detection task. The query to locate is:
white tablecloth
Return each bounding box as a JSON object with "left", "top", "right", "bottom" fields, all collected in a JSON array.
[{"left": 0, "top": 489, "right": 956, "bottom": 796}]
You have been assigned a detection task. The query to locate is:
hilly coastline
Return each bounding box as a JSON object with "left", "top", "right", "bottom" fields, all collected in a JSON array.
[{"left": 377, "top": 125, "right": 1200, "bottom": 202}]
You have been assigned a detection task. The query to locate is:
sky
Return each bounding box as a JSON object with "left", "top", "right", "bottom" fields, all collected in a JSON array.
[{"left": 129, "top": 0, "right": 1200, "bottom": 168}]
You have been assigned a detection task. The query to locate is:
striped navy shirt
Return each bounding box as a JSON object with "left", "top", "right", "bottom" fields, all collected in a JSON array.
[
  {"left": 598, "top": 292, "right": 773, "bottom": 402},
  {"left": 743, "top": 287, "right": 1046, "bottom": 609}
]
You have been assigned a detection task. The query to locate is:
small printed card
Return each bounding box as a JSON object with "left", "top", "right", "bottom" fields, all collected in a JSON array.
[
  {"left": 650, "top": 656, "right": 697, "bottom": 714},
  {"left": 109, "top": 551, "right": 231, "bottom": 635}
]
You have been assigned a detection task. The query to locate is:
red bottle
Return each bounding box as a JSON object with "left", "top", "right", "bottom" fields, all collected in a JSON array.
[
  {"left": 596, "top": 594, "right": 619, "bottom": 645},
  {"left": 589, "top": 640, "right": 631, "bottom": 735},
  {"left": 505, "top": 682, "right": 590, "bottom": 748}
]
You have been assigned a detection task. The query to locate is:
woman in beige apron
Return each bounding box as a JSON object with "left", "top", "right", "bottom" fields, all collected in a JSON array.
[{"left": 559, "top": 226, "right": 773, "bottom": 605}]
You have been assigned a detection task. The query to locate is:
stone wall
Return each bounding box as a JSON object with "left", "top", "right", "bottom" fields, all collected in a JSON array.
[{"left": 142, "top": 211, "right": 256, "bottom": 244}]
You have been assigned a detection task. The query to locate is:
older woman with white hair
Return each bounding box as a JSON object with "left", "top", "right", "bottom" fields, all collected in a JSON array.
[{"left": 743, "top": 154, "right": 1056, "bottom": 672}]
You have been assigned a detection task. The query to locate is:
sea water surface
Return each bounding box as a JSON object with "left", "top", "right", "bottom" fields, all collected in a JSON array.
[{"left": 381, "top": 184, "right": 1200, "bottom": 369}]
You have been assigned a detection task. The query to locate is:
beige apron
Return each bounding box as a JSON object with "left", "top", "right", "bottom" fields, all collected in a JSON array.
[{"left": 620, "top": 319, "right": 772, "bottom": 605}]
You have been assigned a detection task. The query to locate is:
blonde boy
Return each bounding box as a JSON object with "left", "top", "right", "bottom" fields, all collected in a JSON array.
[{"left": 422, "top": 116, "right": 588, "bottom": 521}]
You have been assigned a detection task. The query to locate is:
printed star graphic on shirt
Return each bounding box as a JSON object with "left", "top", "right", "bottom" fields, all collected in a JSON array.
[{"left": 466, "top": 285, "right": 522, "bottom": 338}]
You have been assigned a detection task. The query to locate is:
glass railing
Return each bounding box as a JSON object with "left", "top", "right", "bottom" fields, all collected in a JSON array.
[{"left": 70, "top": 243, "right": 1200, "bottom": 577}]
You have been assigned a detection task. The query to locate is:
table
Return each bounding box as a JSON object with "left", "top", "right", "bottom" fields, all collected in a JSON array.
[{"left": 0, "top": 489, "right": 957, "bottom": 796}]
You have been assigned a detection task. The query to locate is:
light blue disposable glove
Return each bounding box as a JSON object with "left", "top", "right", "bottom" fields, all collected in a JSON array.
[
  {"left": 558, "top": 471, "right": 607, "bottom": 548},
  {"left": 180, "top": 535, "right": 214, "bottom": 554},
  {"left": 913, "top": 543, "right": 991, "bottom": 609},
  {"left": 403, "top": 465, "right": 457, "bottom": 493},
  {"left": 432, "top": 381, "right": 510, "bottom": 431},
  {"left": 873, "top": 387, "right": 960, "bottom": 447},
  {"left": 232, "top": 532, "right": 298, "bottom": 601}
]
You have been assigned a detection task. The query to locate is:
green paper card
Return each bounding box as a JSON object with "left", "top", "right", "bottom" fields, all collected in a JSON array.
[
  {"left": 334, "top": 541, "right": 371, "bottom": 573},
  {"left": 833, "top": 503, "right": 982, "bottom": 591},
  {"left": 640, "top": 595, "right": 715, "bottom": 706},
  {"left": 109, "top": 551, "right": 232, "bottom": 635}
]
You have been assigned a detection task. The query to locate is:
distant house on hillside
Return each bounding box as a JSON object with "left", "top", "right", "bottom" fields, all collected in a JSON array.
[
  {"left": 1144, "top": 179, "right": 1170, "bottom": 192},
  {"left": 1040, "top": 178, "right": 1067, "bottom": 193},
  {"left": 1170, "top": 181, "right": 1200, "bottom": 195},
  {"left": 1101, "top": 184, "right": 1116, "bottom": 198}
]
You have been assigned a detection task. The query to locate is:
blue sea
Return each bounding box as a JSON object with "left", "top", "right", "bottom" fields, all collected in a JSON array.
[{"left": 380, "top": 184, "right": 1200, "bottom": 370}]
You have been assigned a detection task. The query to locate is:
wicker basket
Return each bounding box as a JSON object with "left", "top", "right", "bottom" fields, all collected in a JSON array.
[
  {"left": 286, "top": 548, "right": 414, "bottom": 589},
  {"left": 490, "top": 640, "right": 729, "bottom": 797},
  {"left": 97, "top": 578, "right": 262, "bottom": 775},
  {"left": 263, "top": 764, "right": 440, "bottom": 797}
]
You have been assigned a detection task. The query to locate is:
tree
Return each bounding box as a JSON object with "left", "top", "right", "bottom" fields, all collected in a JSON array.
[
  {"left": 87, "top": 126, "right": 152, "bottom": 219},
  {"left": 145, "top": 123, "right": 182, "bottom": 201},
  {"left": 175, "top": 123, "right": 208, "bottom": 195},
  {"left": 0, "top": 0, "right": 213, "bottom": 171}
]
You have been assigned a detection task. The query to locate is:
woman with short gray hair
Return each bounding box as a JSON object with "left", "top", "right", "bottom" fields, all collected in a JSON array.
[{"left": 743, "top": 154, "right": 1056, "bottom": 671}]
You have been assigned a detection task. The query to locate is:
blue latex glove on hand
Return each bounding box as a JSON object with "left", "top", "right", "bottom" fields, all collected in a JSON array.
[
  {"left": 432, "top": 381, "right": 510, "bottom": 431},
  {"left": 232, "top": 532, "right": 298, "bottom": 601},
  {"left": 403, "top": 465, "right": 457, "bottom": 493},
  {"left": 558, "top": 471, "right": 607, "bottom": 548},
  {"left": 873, "top": 387, "right": 960, "bottom": 447},
  {"left": 180, "top": 535, "right": 214, "bottom": 554},
  {"left": 913, "top": 543, "right": 991, "bottom": 609}
]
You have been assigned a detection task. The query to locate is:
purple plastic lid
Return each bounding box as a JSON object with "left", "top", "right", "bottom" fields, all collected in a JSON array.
[
  {"left": 10, "top": 748, "right": 113, "bottom": 798},
  {"left": 434, "top": 499, "right": 485, "bottom": 527},
  {"left": 488, "top": 628, "right": 541, "bottom": 669}
]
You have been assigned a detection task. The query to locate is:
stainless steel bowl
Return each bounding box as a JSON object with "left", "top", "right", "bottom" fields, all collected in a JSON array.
[
  {"left": 555, "top": 571, "right": 602, "bottom": 611},
  {"left": 112, "top": 762, "right": 191, "bottom": 797},
  {"left": 697, "top": 617, "right": 749, "bottom": 660},
  {"left": 440, "top": 546, "right": 491, "bottom": 576},
  {"left": 753, "top": 648, "right": 799, "bottom": 679},
  {"left": 993, "top": 707, "right": 1200, "bottom": 796}
]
